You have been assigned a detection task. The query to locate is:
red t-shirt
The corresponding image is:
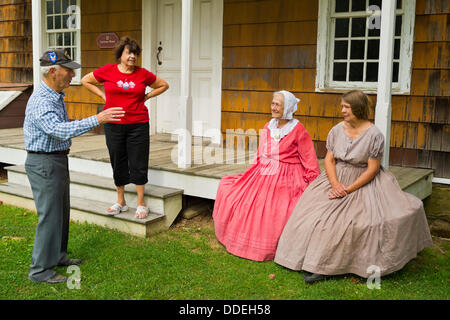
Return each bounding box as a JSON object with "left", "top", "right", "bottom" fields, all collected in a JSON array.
[{"left": 93, "top": 64, "right": 157, "bottom": 124}]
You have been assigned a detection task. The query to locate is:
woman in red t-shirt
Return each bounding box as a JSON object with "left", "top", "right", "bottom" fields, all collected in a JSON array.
[{"left": 81, "top": 36, "right": 169, "bottom": 218}]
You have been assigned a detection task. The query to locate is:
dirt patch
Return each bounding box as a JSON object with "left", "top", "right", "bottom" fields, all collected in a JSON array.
[
  {"left": 173, "top": 197, "right": 215, "bottom": 231},
  {"left": 424, "top": 185, "right": 450, "bottom": 238},
  {"left": 172, "top": 210, "right": 215, "bottom": 236},
  {"left": 431, "top": 236, "right": 450, "bottom": 257}
]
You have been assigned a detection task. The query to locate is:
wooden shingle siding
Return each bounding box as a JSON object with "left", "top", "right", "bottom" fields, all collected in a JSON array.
[
  {"left": 416, "top": 0, "right": 449, "bottom": 14},
  {"left": 412, "top": 42, "right": 450, "bottom": 69},
  {"left": 64, "top": 0, "right": 142, "bottom": 124},
  {"left": 414, "top": 13, "right": 448, "bottom": 42},
  {"left": 222, "top": 0, "right": 352, "bottom": 148},
  {"left": 0, "top": 0, "right": 32, "bottom": 83},
  {"left": 221, "top": 0, "right": 449, "bottom": 177}
]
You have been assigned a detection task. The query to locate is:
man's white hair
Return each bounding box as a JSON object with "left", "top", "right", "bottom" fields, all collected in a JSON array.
[{"left": 41, "top": 65, "right": 61, "bottom": 78}]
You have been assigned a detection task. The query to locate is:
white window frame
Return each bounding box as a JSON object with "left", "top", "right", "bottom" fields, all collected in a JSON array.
[
  {"left": 41, "top": 0, "right": 81, "bottom": 84},
  {"left": 316, "top": 0, "right": 416, "bottom": 95}
]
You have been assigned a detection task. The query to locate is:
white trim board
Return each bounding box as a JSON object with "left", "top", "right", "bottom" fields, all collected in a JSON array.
[
  {"left": 432, "top": 178, "right": 450, "bottom": 186},
  {"left": 68, "top": 156, "right": 220, "bottom": 199},
  {"left": 32, "top": 0, "right": 43, "bottom": 88},
  {"left": 0, "top": 91, "right": 22, "bottom": 112},
  {"left": 315, "top": 0, "right": 416, "bottom": 95}
]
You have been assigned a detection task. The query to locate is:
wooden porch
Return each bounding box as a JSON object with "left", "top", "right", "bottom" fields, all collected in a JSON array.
[{"left": 0, "top": 127, "right": 434, "bottom": 201}]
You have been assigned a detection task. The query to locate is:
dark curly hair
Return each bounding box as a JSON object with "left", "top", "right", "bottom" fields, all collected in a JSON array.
[{"left": 114, "top": 36, "right": 141, "bottom": 60}]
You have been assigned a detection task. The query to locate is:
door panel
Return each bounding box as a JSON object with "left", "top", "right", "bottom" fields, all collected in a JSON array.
[
  {"left": 155, "top": 0, "right": 222, "bottom": 137},
  {"left": 156, "top": 0, "right": 181, "bottom": 134}
]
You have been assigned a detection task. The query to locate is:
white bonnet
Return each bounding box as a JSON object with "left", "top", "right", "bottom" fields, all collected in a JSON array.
[{"left": 274, "top": 90, "right": 300, "bottom": 120}]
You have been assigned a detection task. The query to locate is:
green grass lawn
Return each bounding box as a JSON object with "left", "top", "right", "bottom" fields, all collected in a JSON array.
[{"left": 0, "top": 203, "right": 448, "bottom": 300}]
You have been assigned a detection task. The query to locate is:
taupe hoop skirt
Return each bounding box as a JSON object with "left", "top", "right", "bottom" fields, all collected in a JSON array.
[{"left": 274, "top": 122, "right": 433, "bottom": 278}]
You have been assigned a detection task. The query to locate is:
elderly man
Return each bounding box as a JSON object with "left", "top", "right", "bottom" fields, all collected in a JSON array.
[{"left": 24, "top": 49, "right": 125, "bottom": 284}]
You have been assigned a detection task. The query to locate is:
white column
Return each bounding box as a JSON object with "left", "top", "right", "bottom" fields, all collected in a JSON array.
[
  {"left": 32, "top": 0, "right": 43, "bottom": 88},
  {"left": 142, "top": 0, "right": 158, "bottom": 135},
  {"left": 375, "top": 0, "right": 396, "bottom": 168},
  {"left": 178, "top": 0, "right": 194, "bottom": 169}
]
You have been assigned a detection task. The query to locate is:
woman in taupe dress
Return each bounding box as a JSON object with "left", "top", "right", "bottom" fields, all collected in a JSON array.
[{"left": 274, "top": 90, "right": 433, "bottom": 284}]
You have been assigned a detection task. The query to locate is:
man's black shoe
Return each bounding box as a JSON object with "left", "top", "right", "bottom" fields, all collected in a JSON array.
[
  {"left": 43, "top": 274, "right": 68, "bottom": 284},
  {"left": 57, "top": 258, "right": 83, "bottom": 266},
  {"left": 303, "top": 273, "right": 330, "bottom": 284}
]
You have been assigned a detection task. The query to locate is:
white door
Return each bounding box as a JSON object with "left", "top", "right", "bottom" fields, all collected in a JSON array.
[{"left": 155, "top": 0, "right": 222, "bottom": 137}]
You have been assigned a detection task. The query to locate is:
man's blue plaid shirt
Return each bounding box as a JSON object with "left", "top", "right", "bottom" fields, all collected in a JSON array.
[{"left": 24, "top": 81, "right": 99, "bottom": 152}]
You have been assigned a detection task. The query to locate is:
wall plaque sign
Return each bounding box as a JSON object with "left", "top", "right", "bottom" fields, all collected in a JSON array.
[{"left": 96, "top": 33, "right": 120, "bottom": 49}]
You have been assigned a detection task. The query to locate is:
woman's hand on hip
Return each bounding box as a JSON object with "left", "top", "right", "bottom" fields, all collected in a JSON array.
[{"left": 145, "top": 77, "right": 169, "bottom": 102}]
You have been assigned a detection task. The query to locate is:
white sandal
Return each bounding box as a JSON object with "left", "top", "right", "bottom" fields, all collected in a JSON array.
[
  {"left": 106, "top": 203, "right": 129, "bottom": 215},
  {"left": 135, "top": 206, "right": 149, "bottom": 219}
]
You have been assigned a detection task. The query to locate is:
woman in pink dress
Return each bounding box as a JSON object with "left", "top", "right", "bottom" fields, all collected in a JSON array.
[{"left": 213, "top": 90, "right": 321, "bottom": 261}]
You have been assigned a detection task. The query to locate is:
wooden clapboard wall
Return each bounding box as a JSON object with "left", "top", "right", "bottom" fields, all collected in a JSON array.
[
  {"left": 392, "top": 0, "right": 449, "bottom": 178},
  {"left": 64, "top": 0, "right": 142, "bottom": 132},
  {"left": 221, "top": 0, "right": 449, "bottom": 178},
  {"left": 0, "top": 0, "right": 33, "bottom": 83},
  {"left": 10, "top": 0, "right": 443, "bottom": 177}
]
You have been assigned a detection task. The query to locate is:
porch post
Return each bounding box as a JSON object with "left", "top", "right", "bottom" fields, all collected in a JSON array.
[
  {"left": 375, "top": 0, "right": 396, "bottom": 168},
  {"left": 178, "top": 0, "right": 193, "bottom": 168},
  {"left": 142, "top": 0, "right": 158, "bottom": 136},
  {"left": 31, "top": 0, "right": 43, "bottom": 88}
]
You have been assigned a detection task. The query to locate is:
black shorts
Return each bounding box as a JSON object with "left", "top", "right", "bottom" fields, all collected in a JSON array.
[{"left": 104, "top": 122, "right": 150, "bottom": 186}]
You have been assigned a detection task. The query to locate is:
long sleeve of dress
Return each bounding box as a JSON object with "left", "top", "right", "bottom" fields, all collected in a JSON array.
[{"left": 297, "top": 126, "right": 321, "bottom": 183}]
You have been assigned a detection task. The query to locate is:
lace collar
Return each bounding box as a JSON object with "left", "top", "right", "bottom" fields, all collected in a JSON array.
[{"left": 267, "top": 118, "right": 299, "bottom": 142}]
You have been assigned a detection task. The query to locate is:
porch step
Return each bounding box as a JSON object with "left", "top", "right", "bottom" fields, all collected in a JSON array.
[{"left": 0, "top": 165, "right": 184, "bottom": 238}]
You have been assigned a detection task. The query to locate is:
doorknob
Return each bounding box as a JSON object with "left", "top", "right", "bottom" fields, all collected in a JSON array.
[{"left": 157, "top": 42, "right": 163, "bottom": 65}]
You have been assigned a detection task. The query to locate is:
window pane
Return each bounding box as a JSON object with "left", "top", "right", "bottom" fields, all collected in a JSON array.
[
  {"left": 352, "top": 0, "right": 366, "bottom": 12},
  {"left": 392, "top": 62, "right": 399, "bottom": 82},
  {"left": 70, "top": 0, "right": 77, "bottom": 6},
  {"left": 394, "top": 39, "right": 400, "bottom": 59},
  {"left": 335, "top": 18, "right": 349, "bottom": 38},
  {"left": 368, "top": 25, "right": 380, "bottom": 37},
  {"left": 350, "top": 40, "right": 365, "bottom": 59},
  {"left": 63, "top": 14, "right": 69, "bottom": 28},
  {"left": 55, "top": 15, "right": 61, "bottom": 29},
  {"left": 56, "top": 33, "right": 63, "bottom": 46},
  {"left": 62, "top": 0, "right": 69, "bottom": 12},
  {"left": 369, "top": 0, "right": 382, "bottom": 9},
  {"left": 335, "top": 0, "right": 349, "bottom": 12},
  {"left": 334, "top": 40, "right": 348, "bottom": 59},
  {"left": 395, "top": 15, "right": 402, "bottom": 36},
  {"left": 397, "top": 0, "right": 402, "bottom": 9},
  {"left": 54, "top": 0, "right": 61, "bottom": 14},
  {"left": 333, "top": 63, "right": 347, "bottom": 81},
  {"left": 351, "top": 18, "right": 366, "bottom": 37},
  {"left": 46, "top": 1, "right": 54, "bottom": 14},
  {"left": 47, "top": 16, "right": 54, "bottom": 30},
  {"left": 349, "top": 62, "right": 364, "bottom": 81},
  {"left": 49, "top": 33, "right": 56, "bottom": 46},
  {"left": 64, "top": 32, "right": 71, "bottom": 46},
  {"left": 62, "top": 48, "right": 69, "bottom": 59},
  {"left": 366, "top": 62, "right": 379, "bottom": 82},
  {"left": 367, "top": 39, "right": 379, "bottom": 59},
  {"left": 72, "top": 32, "right": 76, "bottom": 46}
]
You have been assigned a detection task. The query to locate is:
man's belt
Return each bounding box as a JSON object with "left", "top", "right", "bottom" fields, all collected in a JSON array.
[{"left": 27, "top": 149, "right": 70, "bottom": 155}]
